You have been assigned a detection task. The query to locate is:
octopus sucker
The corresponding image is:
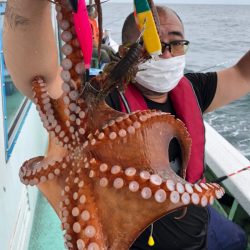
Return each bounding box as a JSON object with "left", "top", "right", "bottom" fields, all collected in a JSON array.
[
  {"left": 57, "top": 156, "right": 224, "bottom": 249},
  {"left": 32, "top": 78, "right": 77, "bottom": 149},
  {"left": 17, "top": 0, "right": 226, "bottom": 248},
  {"left": 61, "top": 168, "right": 107, "bottom": 250},
  {"left": 19, "top": 155, "right": 69, "bottom": 186}
]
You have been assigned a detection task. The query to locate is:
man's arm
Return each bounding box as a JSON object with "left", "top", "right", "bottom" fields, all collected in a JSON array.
[
  {"left": 3, "top": 0, "right": 62, "bottom": 99},
  {"left": 205, "top": 51, "right": 250, "bottom": 112}
]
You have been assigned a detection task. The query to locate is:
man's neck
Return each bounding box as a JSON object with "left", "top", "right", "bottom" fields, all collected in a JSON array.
[
  {"left": 132, "top": 82, "right": 168, "bottom": 104},
  {"left": 144, "top": 93, "right": 168, "bottom": 103}
]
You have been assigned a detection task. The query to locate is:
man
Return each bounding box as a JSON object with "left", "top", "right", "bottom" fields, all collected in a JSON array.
[
  {"left": 2, "top": 0, "right": 249, "bottom": 249},
  {"left": 87, "top": 4, "right": 99, "bottom": 47},
  {"left": 105, "top": 6, "right": 249, "bottom": 250},
  {"left": 87, "top": 3, "right": 114, "bottom": 66}
]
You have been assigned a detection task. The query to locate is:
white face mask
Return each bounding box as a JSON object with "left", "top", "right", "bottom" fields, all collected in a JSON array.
[{"left": 135, "top": 55, "right": 186, "bottom": 93}]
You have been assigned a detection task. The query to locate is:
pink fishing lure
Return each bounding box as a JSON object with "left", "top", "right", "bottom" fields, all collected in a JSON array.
[{"left": 73, "top": 0, "right": 93, "bottom": 69}]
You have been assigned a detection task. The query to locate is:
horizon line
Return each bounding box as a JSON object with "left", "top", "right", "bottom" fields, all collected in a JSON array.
[{"left": 110, "top": 1, "right": 250, "bottom": 5}]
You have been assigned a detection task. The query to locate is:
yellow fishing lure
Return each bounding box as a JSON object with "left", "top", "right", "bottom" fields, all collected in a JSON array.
[{"left": 134, "top": 0, "right": 161, "bottom": 57}]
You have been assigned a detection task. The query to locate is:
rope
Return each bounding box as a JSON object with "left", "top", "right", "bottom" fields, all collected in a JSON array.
[{"left": 211, "top": 166, "right": 250, "bottom": 183}]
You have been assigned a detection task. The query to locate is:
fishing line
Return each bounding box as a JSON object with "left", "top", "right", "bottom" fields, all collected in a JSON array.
[
  {"left": 197, "top": 58, "right": 236, "bottom": 72},
  {"left": 104, "top": 17, "right": 125, "bottom": 27},
  {"left": 211, "top": 165, "right": 250, "bottom": 183},
  {"left": 87, "top": 0, "right": 110, "bottom": 9}
]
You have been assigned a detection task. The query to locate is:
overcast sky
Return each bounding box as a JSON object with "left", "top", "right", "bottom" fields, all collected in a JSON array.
[{"left": 112, "top": 0, "right": 250, "bottom": 4}]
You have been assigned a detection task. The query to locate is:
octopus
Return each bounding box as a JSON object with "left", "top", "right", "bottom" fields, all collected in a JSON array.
[{"left": 18, "top": 0, "right": 225, "bottom": 249}]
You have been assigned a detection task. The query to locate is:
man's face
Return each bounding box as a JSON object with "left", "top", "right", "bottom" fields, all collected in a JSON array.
[
  {"left": 133, "top": 10, "right": 186, "bottom": 98},
  {"left": 88, "top": 6, "right": 98, "bottom": 19},
  {"left": 158, "top": 12, "right": 185, "bottom": 59}
]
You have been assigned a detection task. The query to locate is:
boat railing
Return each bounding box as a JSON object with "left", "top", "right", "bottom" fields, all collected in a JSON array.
[{"left": 205, "top": 121, "right": 250, "bottom": 220}]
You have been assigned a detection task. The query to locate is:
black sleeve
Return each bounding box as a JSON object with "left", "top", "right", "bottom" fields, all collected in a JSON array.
[{"left": 185, "top": 72, "right": 218, "bottom": 113}]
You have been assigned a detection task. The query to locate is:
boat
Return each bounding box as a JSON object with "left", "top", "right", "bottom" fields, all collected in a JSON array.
[{"left": 0, "top": 1, "right": 249, "bottom": 249}]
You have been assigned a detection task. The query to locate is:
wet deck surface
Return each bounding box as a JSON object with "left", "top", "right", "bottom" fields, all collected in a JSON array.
[{"left": 28, "top": 193, "right": 64, "bottom": 250}]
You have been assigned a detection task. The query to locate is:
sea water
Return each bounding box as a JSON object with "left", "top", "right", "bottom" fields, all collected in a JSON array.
[{"left": 102, "top": 3, "right": 250, "bottom": 160}]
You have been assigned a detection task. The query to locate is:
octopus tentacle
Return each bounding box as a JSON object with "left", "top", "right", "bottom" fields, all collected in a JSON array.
[
  {"left": 85, "top": 109, "right": 191, "bottom": 178},
  {"left": 57, "top": 1, "right": 85, "bottom": 84},
  {"left": 56, "top": 3, "right": 91, "bottom": 147},
  {"left": 32, "top": 77, "right": 56, "bottom": 132},
  {"left": 59, "top": 156, "right": 224, "bottom": 249},
  {"left": 84, "top": 157, "right": 224, "bottom": 207},
  {"left": 85, "top": 110, "right": 189, "bottom": 146},
  {"left": 32, "top": 77, "right": 78, "bottom": 149},
  {"left": 19, "top": 155, "right": 70, "bottom": 186},
  {"left": 61, "top": 166, "right": 106, "bottom": 250},
  {"left": 33, "top": 2, "right": 91, "bottom": 149}
]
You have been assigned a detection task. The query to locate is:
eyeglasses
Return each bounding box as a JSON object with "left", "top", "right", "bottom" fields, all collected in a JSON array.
[{"left": 161, "top": 40, "right": 190, "bottom": 56}]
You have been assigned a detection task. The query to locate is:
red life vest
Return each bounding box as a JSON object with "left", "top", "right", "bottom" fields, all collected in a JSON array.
[{"left": 119, "top": 77, "right": 205, "bottom": 183}]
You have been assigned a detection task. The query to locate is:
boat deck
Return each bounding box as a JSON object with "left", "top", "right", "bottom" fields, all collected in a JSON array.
[{"left": 28, "top": 193, "right": 64, "bottom": 250}]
